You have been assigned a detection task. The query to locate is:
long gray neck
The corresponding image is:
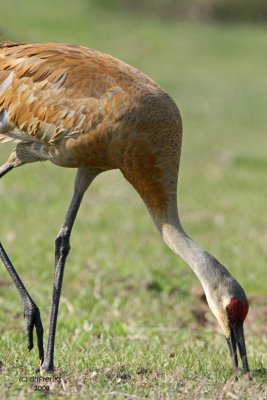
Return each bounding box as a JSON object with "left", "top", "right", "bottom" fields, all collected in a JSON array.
[
  {"left": 161, "top": 218, "right": 240, "bottom": 319},
  {"left": 148, "top": 201, "right": 247, "bottom": 329},
  {"left": 154, "top": 208, "right": 232, "bottom": 294}
]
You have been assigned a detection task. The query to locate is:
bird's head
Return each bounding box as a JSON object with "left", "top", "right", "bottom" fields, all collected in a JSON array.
[
  {"left": 221, "top": 297, "right": 250, "bottom": 376},
  {"left": 204, "top": 276, "right": 250, "bottom": 378}
]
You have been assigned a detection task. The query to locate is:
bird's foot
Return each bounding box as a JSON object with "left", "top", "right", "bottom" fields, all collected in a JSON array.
[
  {"left": 24, "top": 303, "right": 44, "bottom": 362},
  {"left": 36, "top": 359, "right": 54, "bottom": 373},
  {"left": 244, "top": 371, "right": 253, "bottom": 381}
]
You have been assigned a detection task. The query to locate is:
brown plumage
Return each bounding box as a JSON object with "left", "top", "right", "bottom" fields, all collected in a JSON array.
[
  {"left": 0, "top": 42, "right": 180, "bottom": 216},
  {"left": 0, "top": 42, "right": 250, "bottom": 377}
]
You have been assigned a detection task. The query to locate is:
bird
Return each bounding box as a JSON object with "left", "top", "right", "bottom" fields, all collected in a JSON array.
[{"left": 0, "top": 41, "right": 250, "bottom": 377}]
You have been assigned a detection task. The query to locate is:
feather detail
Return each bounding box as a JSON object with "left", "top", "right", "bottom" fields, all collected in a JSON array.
[
  {"left": 0, "top": 133, "right": 14, "bottom": 143},
  {"left": 0, "top": 42, "right": 161, "bottom": 168}
]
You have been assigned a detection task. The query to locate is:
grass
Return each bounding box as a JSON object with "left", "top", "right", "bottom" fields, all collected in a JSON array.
[{"left": 0, "top": 1, "right": 267, "bottom": 398}]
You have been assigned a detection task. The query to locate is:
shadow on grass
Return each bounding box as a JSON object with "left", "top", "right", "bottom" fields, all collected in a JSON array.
[{"left": 252, "top": 368, "right": 267, "bottom": 379}]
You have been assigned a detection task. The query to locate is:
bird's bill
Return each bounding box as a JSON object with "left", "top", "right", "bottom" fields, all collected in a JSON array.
[{"left": 226, "top": 323, "right": 250, "bottom": 377}]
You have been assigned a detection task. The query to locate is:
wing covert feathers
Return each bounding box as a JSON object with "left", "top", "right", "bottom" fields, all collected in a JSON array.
[{"left": 0, "top": 42, "right": 158, "bottom": 146}]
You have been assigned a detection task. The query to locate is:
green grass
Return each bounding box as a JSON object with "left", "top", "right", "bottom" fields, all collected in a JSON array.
[{"left": 0, "top": 1, "right": 267, "bottom": 398}]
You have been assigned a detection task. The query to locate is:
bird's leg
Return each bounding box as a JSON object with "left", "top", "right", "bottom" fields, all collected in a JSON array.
[
  {"left": 0, "top": 163, "right": 14, "bottom": 178},
  {"left": 0, "top": 161, "right": 44, "bottom": 362},
  {"left": 40, "top": 168, "right": 99, "bottom": 372},
  {"left": 0, "top": 242, "right": 44, "bottom": 362}
]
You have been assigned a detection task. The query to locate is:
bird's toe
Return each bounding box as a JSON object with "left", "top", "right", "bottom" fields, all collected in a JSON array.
[{"left": 24, "top": 304, "right": 44, "bottom": 360}]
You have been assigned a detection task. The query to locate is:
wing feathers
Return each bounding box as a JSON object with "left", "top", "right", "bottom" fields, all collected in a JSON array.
[
  {"left": 0, "top": 133, "right": 14, "bottom": 143},
  {"left": 0, "top": 42, "right": 156, "bottom": 146}
]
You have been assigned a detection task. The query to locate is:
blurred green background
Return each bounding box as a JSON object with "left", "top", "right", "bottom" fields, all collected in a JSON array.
[{"left": 0, "top": 1, "right": 266, "bottom": 399}]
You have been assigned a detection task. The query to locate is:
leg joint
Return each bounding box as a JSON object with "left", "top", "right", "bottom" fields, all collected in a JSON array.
[{"left": 55, "top": 229, "right": 71, "bottom": 259}]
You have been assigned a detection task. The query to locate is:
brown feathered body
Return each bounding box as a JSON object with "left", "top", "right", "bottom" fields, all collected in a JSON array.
[{"left": 0, "top": 43, "right": 182, "bottom": 217}]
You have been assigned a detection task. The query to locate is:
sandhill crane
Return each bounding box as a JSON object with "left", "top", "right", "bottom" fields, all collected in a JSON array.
[{"left": 0, "top": 42, "right": 250, "bottom": 376}]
